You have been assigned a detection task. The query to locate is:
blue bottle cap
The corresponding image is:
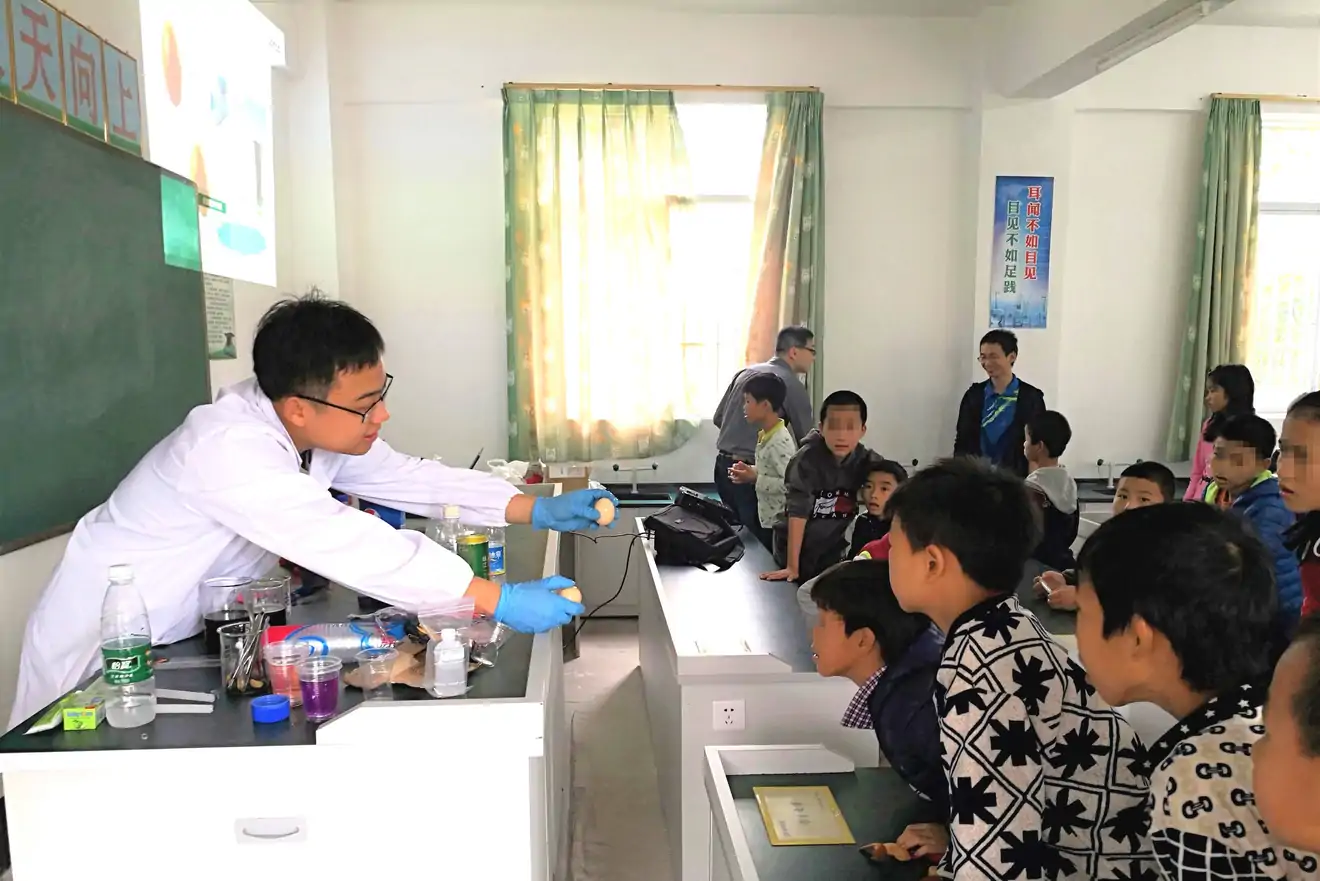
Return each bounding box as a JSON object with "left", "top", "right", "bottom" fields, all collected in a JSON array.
[{"left": 251, "top": 694, "right": 291, "bottom": 724}]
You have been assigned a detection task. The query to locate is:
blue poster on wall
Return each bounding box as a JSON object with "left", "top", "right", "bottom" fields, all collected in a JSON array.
[{"left": 989, "top": 175, "right": 1054, "bottom": 329}]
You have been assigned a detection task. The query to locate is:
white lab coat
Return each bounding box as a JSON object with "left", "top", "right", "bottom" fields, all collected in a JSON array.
[{"left": 8, "top": 378, "right": 519, "bottom": 729}]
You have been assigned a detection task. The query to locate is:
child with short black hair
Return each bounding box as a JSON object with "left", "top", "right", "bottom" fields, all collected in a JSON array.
[
  {"left": 810, "top": 559, "right": 946, "bottom": 819},
  {"left": 1256, "top": 616, "right": 1320, "bottom": 855},
  {"left": 762, "top": 390, "right": 881, "bottom": 584},
  {"left": 849, "top": 459, "right": 907, "bottom": 558},
  {"left": 1279, "top": 392, "right": 1320, "bottom": 618},
  {"left": 1074, "top": 502, "right": 1315, "bottom": 881},
  {"left": 728, "top": 372, "right": 795, "bottom": 552},
  {"left": 884, "top": 458, "right": 1152, "bottom": 878},
  {"left": 1024, "top": 410, "right": 1079, "bottom": 572}
]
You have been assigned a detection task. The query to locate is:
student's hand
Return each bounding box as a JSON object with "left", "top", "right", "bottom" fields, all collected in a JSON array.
[
  {"left": 1047, "top": 584, "right": 1079, "bottom": 611},
  {"left": 729, "top": 461, "right": 757, "bottom": 485},
  {"left": 1034, "top": 570, "right": 1067, "bottom": 598},
  {"left": 897, "top": 823, "right": 950, "bottom": 860},
  {"left": 761, "top": 568, "right": 798, "bottom": 583}
]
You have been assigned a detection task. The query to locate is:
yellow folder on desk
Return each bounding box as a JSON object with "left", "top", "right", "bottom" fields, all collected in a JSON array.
[{"left": 753, "top": 785, "right": 856, "bottom": 846}]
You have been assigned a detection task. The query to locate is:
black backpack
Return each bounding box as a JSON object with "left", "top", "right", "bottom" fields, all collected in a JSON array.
[{"left": 644, "top": 487, "right": 745, "bottom": 571}]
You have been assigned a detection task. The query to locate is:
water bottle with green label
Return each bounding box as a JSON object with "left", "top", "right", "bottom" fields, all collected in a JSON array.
[{"left": 100, "top": 564, "right": 156, "bottom": 729}]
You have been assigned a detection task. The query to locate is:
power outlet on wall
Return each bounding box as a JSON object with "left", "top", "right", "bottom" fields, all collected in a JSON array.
[{"left": 712, "top": 700, "right": 745, "bottom": 731}]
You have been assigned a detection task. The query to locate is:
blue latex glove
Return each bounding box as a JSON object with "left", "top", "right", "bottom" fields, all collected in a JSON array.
[
  {"left": 493, "top": 575, "right": 586, "bottom": 633},
  {"left": 531, "top": 488, "right": 619, "bottom": 532}
]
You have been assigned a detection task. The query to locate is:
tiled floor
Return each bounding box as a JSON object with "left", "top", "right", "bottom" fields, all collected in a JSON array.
[{"left": 565, "top": 618, "right": 672, "bottom": 881}]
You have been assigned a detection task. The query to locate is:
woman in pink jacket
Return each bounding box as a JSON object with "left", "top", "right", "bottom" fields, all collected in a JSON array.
[{"left": 1185, "top": 363, "right": 1256, "bottom": 500}]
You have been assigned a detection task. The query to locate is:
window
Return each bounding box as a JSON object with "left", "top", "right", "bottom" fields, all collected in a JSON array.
[
  {"left": 671, "top": 100, "right": 768, "bottom": 418},
  {"left": 1249, "top": 113, "right": 1320, "bottom": 414}
]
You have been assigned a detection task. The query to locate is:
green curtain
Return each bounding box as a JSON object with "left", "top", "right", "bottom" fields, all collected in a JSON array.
[
  {"left": 744, "top": 90, "right": 826, "bottom": 407},
  {"left": 503, "top": 88, "right": 697, "bottom": 462},
  {"left": 1165, "top": 97, "right": 1261, "bottom": 460}
]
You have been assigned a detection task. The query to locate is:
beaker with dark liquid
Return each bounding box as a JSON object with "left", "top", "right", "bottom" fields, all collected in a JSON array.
[{"left": 201, "top": 576, "right": 252, "bottom": 655}]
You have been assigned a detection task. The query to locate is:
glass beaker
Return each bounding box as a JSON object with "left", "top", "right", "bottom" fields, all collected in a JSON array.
[
  {"left": 201, "top": 576, "right": 252, "bottom": 656},
  {"left": 219, "top": 621, "right": 268, "bottom": 696},
  {"left": 245, "top": 577, "right": 290, "bottom": 627}
]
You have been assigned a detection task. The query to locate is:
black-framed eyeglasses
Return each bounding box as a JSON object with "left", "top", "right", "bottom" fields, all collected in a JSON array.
[{"left": 297, "top": 374, "right": 393, "bottom": 423}]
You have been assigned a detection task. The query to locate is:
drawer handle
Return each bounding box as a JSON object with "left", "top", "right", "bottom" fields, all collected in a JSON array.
[
  {"left": 242, "top": 826, "right": 300, "bottom": 840},
  {"left": 235, "top": 818, "right": 306, "bottom": 843}
]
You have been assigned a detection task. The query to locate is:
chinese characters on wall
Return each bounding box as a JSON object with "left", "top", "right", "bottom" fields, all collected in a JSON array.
[
  {"left": 989, "top": 175, "right": 1054, "bottom": 330},
  {"left": 1, "top": 0, "right": 142, "bottom": 155}
]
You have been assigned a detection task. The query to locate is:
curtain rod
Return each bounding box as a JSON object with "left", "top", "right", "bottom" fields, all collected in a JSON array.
[
  {"left": 1213, "top": 92, "right": 1320, "bottom": 104},
  {"left": 504, "top": 82, "right": 818, "bottom": 93}
]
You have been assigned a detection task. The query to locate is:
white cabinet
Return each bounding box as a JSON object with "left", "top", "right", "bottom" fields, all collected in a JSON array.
[{"left": 573, "top": 508, "right": 666, "bottom": 617}]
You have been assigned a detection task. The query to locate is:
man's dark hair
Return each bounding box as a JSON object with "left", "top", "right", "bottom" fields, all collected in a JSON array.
[
  {"left": 1026, "top": 410, "right": 1072, "bottom": 458},
  {"left": 775, "top": 326, "right": 814, "bottom": 355},
  {"left": 1288, "top": 390, "right": 1320, "bottom": 423},
  {"left": 886, "top": 458, "right": 1039, "bottom": 595},
  {"left": 1077, "top": 502, "right": 1276, "bottom": 694},
  {"left": 253, "top": 294, "right": 385, "bottom": 400},
  {"left": 866, "top": 459, "right": 909, "bottom": 487},
  {"left": 1285, "top": 615, "right": 1320, "bottom": 756},
  {"left": 812, "top": 559, "right": 931, "bottom": 664},
  {"left": 1204, "top": 364, "right": 1256, "bottom": 441},
  {"left": 1119, "top": 461, "right": 1177, "bottom": 503},
  {"left": 1213, "top": 414, "right": 1278, "bottom": 462},
  {"left": 980, "top": 329, "right": 1019, "bottom": 357},
  {"left": 743, "top": 373, "right": 787, "bottom": 411},
  {"left": 820, "top": 390, "right": 867, "bottom": 425}
]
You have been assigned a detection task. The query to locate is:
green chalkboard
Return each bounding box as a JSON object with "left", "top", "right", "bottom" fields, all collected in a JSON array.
[{"left": 0, "top": 100, "right": 211, "bottom": 553}]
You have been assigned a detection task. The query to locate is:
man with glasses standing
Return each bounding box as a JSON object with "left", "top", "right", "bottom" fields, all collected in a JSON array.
[
  {"left": 9, "top": 295, "right": 613, "bottom": 728},
  {"left": 712, "top": 326, "right": 816, "bottom": 537},
  {"left": 953, "top": 329, "right": 1045, "bottom": 478}
]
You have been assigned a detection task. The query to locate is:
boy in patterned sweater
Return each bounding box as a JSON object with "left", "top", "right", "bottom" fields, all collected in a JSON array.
[
  {"left": 1075, "top": 503, "right": 1318, "bottom": 881},
  {"left": 885, "top": 457, "right": 1153, "bottom": 881}
]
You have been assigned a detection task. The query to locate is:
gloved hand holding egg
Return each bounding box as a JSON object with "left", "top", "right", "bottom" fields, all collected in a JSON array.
[{"left": 530, "top": 489, "right": 617, "bottom": 532}]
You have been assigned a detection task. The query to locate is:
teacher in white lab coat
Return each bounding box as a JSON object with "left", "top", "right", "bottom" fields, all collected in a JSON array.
[{"left": 9, "top": 296, "right": 613, "bottom": 729}]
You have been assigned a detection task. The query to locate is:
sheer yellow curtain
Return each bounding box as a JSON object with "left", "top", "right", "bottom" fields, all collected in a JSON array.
[{"left": 504, "top": 88, "right": 697, "bottom": 461}]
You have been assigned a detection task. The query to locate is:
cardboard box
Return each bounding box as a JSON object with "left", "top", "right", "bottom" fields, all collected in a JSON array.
[
  {"left": 62, "top": 696, "right": 106, "bottom": 730},
  {"left": 546, "top": 463, "right": 591, "bottom": 493}
]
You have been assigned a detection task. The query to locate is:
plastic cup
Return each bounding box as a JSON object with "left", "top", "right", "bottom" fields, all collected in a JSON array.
[
  {"left": 355, "top": 648, "right": 398, "bottom": 700},
  {"left": 265, "top": 641, "right": 311, "bottom": 707},
  {"left": 299, "top": 656, "right": 343, "bottom": 722}
]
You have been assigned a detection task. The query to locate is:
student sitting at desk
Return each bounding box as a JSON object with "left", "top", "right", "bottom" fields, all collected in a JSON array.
[
  {"left": 1075, "top": 503, "right": 1317, "bottom": 881},
  {"left": 762, "top": 390, "right": 882, "bottom": 585},
  {"left": 1023, "top": 410, "right": 1079, "bottom": 574},
  {"left": 809, "top": 560, "right": 947, "bottom": 819},
  {"left": 1034, "top": 460, "right": 1176, "bottom": 612},
  {"left": 1255, "top": 616, "right": 1320, "bottom": 856},
  {"left": 9, "top": 295, "right": 611, "bottom": 728},
  {"left": 885, "top": 458, "right": 1153, "bottom": 880}
]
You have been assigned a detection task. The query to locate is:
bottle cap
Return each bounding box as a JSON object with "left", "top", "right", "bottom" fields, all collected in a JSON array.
[
  {"left": 251, "top": 694, "right": 291, "bottom": 724},
  {"left": 439, "top": 628, "right": 458, "bottom": 642},
  {"left": 443, "top": 505, "right": 461, "bottom": 519},
  {"left": 108, "top": 563, "right": 134, "bottom": 584}
]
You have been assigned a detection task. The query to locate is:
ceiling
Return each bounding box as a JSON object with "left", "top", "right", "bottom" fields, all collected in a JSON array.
[
  {"left": 1205, "top": 0, "right": 1320, "bottom": 26},
  {"left": 337, "top": 0, "right": 1014, "bottom": 15}
]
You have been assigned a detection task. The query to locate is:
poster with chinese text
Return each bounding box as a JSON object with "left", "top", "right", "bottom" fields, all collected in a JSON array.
[
  {"left": 102, "top": 40, "right": 142, "bottom": 155},
  {"left": 203, "top": 273, "right": 237, "bottom": 360},
  {"left": 0, "top": 0, "right": 14, "bottom": 100},
  {"left": 60, "top": 13, "right": 105, "bottom": 140},
  {"left": 10, "top": 0, "right": 62, "bottom": 121},
  {"left": 989, "top": 176, "right": 1054, "bottom": 330}
]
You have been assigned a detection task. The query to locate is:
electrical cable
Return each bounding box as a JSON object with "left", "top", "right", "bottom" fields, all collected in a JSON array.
[{"left": 568, "top": 530, "right": 647, "bottom": 638}]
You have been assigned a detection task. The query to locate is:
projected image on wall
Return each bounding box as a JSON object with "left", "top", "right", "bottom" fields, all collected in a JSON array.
[{"left": 140, "top": 0, "right": 282, "bottom": 287}]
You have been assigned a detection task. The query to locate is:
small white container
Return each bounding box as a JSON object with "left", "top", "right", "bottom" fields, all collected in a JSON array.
[{"left": 427, "top": 628, "right": 469, "bottom": 698}]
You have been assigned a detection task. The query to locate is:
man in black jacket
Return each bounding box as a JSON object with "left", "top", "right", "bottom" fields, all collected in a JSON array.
[{"left": 953, "top": 329, "right": 1045, "bottom": 477}]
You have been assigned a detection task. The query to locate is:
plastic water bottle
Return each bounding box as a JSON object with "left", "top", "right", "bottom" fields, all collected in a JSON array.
[
  {"left": 266, "top": 622, "right": 400, "bottom": 662},
  {"left": 428, "top": 628, "right": 468, "bottom": 698},
  {"left": 434, "top": 505, "right": 463, "bottom": 554},
  {"left": 100, "top": 564, "right": 156, "bottom": 729},
  {"left": 487, "top": 526, "right": 506, "bottom": 584}
]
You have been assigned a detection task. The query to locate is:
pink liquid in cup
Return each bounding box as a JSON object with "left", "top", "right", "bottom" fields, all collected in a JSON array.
[
  {"left": 264, "top": 642, "right": 309, "bottom": 707},
  {"left": 298, "top": 657, "right": 343, "bottom": 722}
]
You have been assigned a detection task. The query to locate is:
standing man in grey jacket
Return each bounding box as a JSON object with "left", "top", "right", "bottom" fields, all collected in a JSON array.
[{"left": 712, "top": 326, "right": 817, "bottom": 531}]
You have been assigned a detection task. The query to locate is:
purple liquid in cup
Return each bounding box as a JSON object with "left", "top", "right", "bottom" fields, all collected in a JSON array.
[{"left": 298, "top": 656, "right": 343, "bottom": 722}]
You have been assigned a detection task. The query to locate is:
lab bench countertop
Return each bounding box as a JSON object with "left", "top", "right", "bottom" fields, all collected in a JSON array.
[{"left": 0, "top": 586, "right": 535, "bottom": 755}]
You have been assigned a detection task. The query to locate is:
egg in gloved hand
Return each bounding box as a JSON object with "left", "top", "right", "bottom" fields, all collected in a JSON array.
[
  {"left": 559, "top": 587, "right": 582, "bottom": 603},
  {"left": 594, "top": 497, "right": 616, "bottom": 526}
]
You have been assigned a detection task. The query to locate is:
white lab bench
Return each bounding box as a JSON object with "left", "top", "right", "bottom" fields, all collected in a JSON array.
[{"left": 0, "top": 511, "right": 570, "bottom": 881}]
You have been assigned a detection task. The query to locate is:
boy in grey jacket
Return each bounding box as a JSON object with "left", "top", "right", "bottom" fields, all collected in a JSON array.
[
  {"left": 729, "top": 374, "right": 797, "bottom": 551},
  {"left": 763, "top": 391, "right": 883, "bottom": 584}
]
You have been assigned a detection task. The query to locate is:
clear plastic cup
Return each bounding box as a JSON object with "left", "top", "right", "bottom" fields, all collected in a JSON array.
[
  {"left": 265, "top": 641, "right": 311, "bottom": 707},
  {"left": 299, "top": 656, "right": 344, "bottom": 722},
  {"left": 355, "top": 648, "right": 399, "bottom": 700}
]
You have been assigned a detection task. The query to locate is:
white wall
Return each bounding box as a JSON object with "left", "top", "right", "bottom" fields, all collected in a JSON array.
[{"left": 327, "top": 4, "right": 978, "bottom": 476}]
